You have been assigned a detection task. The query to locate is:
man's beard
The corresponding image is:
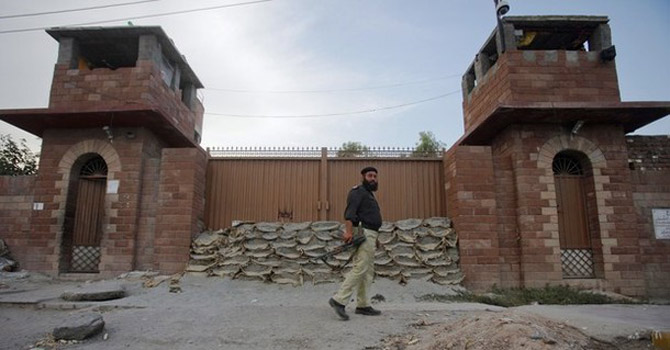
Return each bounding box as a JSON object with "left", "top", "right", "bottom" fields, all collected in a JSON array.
[{"left": 362, "top": 179, "right": 378, "bottom": 192}]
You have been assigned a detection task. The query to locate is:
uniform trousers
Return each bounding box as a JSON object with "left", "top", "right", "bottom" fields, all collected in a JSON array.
[{"left": 332, "top": 228, "right": 378, "bottom": 308}]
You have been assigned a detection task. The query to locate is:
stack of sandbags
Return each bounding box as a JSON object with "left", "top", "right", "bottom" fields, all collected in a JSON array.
[
  {"left": 187, "top": 218, "right": 464, "bottom": 286},
  {"left": 374, "top": 218, "right": 463, "bottom": 285},
  {"left": 186, "top": 230, "right": 225, "bottom": 273},
  {"left": 213, "top": 221, "right": 344, "bottom": 285}
]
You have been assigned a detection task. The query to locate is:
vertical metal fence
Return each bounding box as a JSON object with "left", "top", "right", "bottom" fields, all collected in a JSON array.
[{"left": 204, "top": 147, "right": 446, "bottom": 229}]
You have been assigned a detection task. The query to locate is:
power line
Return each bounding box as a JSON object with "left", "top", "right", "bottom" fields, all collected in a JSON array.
[
  {"left": 0, "top": 0, "right": 160, "bottom": 20},
  {"left": 0, "top": 0, "right": 273, "bottom": 35},
  {"left": 205, "top": 74, "right": 462, "bottom": 93},
  {"left": 204, "top": 89, "right": 461, "bottom": 118}
]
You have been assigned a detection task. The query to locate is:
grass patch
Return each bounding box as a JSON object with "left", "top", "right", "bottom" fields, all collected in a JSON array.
[{"left": 417, "top": 284, "right": 643, "bottom": 307}]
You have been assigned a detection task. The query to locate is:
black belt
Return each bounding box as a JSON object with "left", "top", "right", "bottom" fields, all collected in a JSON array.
[{"left": 361, "top": 223, "right": 380, "bottom": 231}]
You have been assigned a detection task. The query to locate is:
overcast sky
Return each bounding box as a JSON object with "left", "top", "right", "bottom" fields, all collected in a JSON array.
[{"left": 1, "top": 0, "right": 669, "bottom": 153}]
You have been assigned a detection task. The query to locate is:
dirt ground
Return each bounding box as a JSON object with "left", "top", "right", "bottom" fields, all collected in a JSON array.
[
  {"left": 0, "top": 272, "right": 667, "bottom": 350},
  {"left": 376, "top": 310, "right": 653, "bottom": 350}
]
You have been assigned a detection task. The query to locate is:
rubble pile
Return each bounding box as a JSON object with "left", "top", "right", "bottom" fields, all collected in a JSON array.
[
  {"left": 378, "top": 311, "right": 619, "bottom": 350},
  {"left": 0, "top": 239, "right": 16, "bottom": 271},
  {"left": 187, "top": 218, "right": 464, "bottom": 286}
]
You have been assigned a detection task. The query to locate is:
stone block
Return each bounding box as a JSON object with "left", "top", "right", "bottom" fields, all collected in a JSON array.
[{"left": 52, "top": 313, "right": 104, "bottom": 341}]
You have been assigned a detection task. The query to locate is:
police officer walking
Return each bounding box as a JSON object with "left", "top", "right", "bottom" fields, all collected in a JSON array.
[{"left": 329, "top": 166, "right": 382, "bottom": 320}]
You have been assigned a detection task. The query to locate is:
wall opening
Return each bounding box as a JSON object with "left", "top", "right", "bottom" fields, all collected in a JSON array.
[
  {"left": 505, "top": 17, "right": 611, "bottom": 52},
  {"left": 60, "top": 154, "right": 108, "bottom": 273},
  {"left": 77, "top": 37, "right": 139, "bottom": 70},
  {"left": 553, "top": 151, "right": 600, "bottom": 279}
]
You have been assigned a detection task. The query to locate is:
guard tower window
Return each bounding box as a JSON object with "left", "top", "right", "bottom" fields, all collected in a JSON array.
[
  {"left": 506, "top": 17, "right": 611, "bottom": 52},
  {"left": 463, "top": 30, "right": 500, "bottom": 95},
  {"left": 479, "top": 35, "right": 499, "bottom": 71},
  {"left": 78, "top": 38, "right": 138, "bottom": 70},
  {"left": 516, "top": 27, "right": 590, "bottom": 51},
  {"left": 160, "top": 53, "right": 176, "bottom": 88}
]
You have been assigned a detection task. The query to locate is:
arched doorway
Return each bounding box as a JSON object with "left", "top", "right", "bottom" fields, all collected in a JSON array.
[
  {"left": 553, "top": 152, "right": 595, "bottom": 278},
  {"left": 61, "top": 155, "right": 108, "bottom": 273}
]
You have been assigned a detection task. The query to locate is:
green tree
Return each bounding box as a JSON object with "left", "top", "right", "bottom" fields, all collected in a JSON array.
[
  {"left": 337, "top": 141, "right": 369, "bottom": 157},
  {"left": 412, "top": 131, "right": 445, "bottom": 157},
  {"left": 0, "top": 135, "right": 37, "bottom": 175}
]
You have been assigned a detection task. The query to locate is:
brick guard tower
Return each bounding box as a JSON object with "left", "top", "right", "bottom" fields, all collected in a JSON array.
[
  {"left": 446, "top": 16, "right": 670, "bottom": 296},
  {"left": 0, "top": 26, "right": 208, "bottom": 277}
]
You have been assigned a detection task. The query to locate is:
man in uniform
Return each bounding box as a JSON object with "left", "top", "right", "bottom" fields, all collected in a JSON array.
[{"left": 329, "top": 166, "right": 382, "bottom": 320}]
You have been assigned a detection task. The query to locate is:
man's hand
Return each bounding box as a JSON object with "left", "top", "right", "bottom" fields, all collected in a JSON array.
[{"left": 342, "top": 231, "right": 353, "bottom": 244}]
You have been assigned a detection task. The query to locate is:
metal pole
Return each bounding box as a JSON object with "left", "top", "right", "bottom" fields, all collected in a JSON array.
[
  {"left": 494, "top": 0, "right": 506, "bottom": 53},
  {"left": 497, "top": 14, "right": 506, "bottom": 53}
]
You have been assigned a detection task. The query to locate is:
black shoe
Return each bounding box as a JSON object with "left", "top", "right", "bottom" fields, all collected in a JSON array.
[
  {"left": 355, "top": 306, "right": 382, "bottom": 316},
  {"left": 329, "top": 298, "right": 349, "bottom": 320}
]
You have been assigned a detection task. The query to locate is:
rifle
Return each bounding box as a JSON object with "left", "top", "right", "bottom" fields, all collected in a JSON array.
[{"left": 311, "top": 235, "right": 366, "bottom": 270}]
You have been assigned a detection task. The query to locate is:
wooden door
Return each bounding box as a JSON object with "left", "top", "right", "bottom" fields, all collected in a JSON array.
[
  {"left": 69, "top": 175, "right": 106, "bottom": 273},
  {"left": 555, "top": 175, "right": 590, "bottom": 249},
  {"left": 72, "top": 178, "right": 106, "bottom": 247},
  {"left": 553, "top": 153, "right": 595, "bottom": 278}
]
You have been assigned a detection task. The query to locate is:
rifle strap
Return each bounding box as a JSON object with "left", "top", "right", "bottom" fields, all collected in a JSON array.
[
  {"left": 321, "top": 257, "right": 341, "bottom": 270},
  {"left": 334, "top": 229, "right": 367, "bottom": 270},
  {"left": 325, "top": 228, "right": 367, "bottom": 271},
  {"left": 338, "top": 249, "right": 358, "bottom": 270},
  {"left": 330, "top": 241, "right": 362, "bottom": 271}
]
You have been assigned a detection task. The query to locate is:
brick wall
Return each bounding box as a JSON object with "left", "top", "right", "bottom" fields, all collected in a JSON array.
[
  {"left": 462, "top": 54, "right": 512, "bottom": 135},
  {"left": 490, "top": 132, "right": 523, "bottom": 288},
  {"left": 19, "top": 127, "right": 174, "bottom": 276},
  {"left": 463, "top": 50, "right": 621, "bottom": 134},
  {"left": 627, "top": 135, "right": 670, "bottom": 170},
  {"left": 33, "top": 129, "right": 123, "bottom": 274},
  {"left": 448, "top": 124, "right": 650, "bottom": 296},
  {"left": 134, "top": 132, "right": 166, "bottom": 270},
  {"left": 0, "top": 176, "right": 35, "bottom": 268},
  {"left": 444, "top": 145, "right": 501, "bottom": 291},
  {"left": 154, "top": 147, "right": 207, "bottom": 273},
  {"left": 517, "top": 124, "right": 644, "bottom": 295},
  {"left": 628, "top": 135, "right": 670, "bottom": 299},
  {"left": 96, "top": 129, "right": 168, "bottom": 274},
  {"left": 48, "top": 61, "right": 204, "bottom": 145},
  {"left": 3, "top": 127, "right": 206, "bottom": 276}
]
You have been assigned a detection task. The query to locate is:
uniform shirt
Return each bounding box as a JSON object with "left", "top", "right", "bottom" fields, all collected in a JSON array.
[{"left": 344, "top": 184, "right": 382, "bottom": 231}]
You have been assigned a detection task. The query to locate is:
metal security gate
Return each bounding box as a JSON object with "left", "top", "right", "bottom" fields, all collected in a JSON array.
[
  {"left": 69, "top": 157, "right": 107, "bottom": 272},
  {"left": 554, "top": 154, "right": 594, "bottom": 278},
  {"left": 204, "top": 147, "right": 445, "bottom": 229}
]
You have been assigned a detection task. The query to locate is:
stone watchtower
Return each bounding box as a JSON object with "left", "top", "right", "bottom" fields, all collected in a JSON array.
[
  {"left": 0, "top": 27, "right": 207, "bottom": 277},
  {"left": 445, "top": 16, "right": 670, "bottom": 296}
]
